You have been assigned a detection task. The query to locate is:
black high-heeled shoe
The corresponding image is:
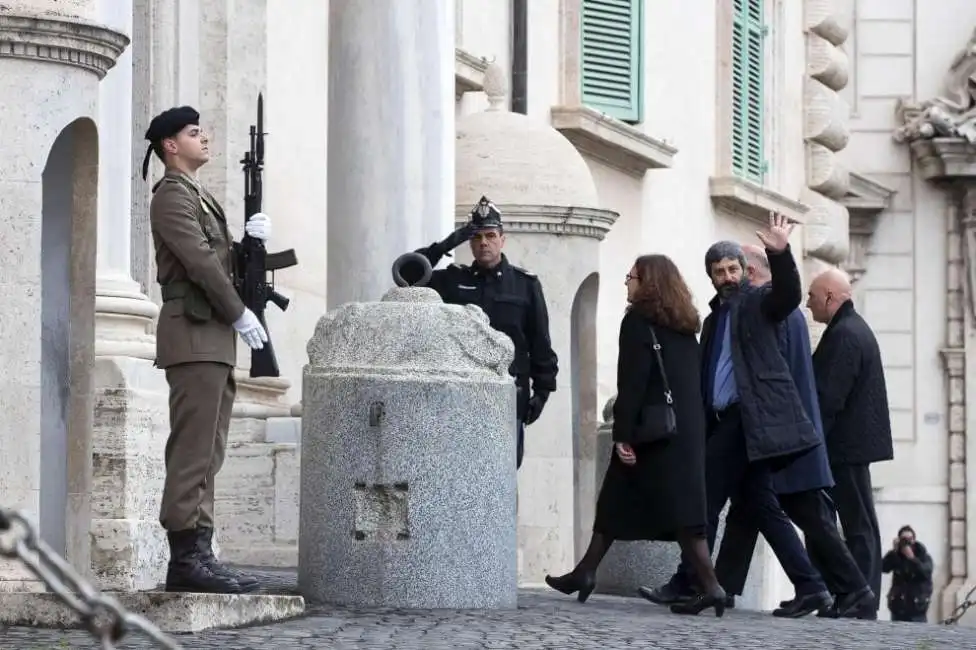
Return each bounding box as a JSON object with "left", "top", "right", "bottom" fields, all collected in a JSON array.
[
  {"left": 669, "top": 588, "right": 727, "bottom": 617},
  {"left": 544, "top": 571, "right": 597, "bottom": 603}
]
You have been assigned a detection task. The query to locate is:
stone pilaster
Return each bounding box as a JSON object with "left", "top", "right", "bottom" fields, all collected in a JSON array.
[{"left": 896, "top": 132, "right": 976, "bottom": 622}]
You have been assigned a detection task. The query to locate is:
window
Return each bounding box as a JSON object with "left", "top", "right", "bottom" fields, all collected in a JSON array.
[
  {"left": 580, "top": 0, "right": 643, "bottom": 124},
  {"left": 731, "top": 0, "right": 766, "bottom": 184}
]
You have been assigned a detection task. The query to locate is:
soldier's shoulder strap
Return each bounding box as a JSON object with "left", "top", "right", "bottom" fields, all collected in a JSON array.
[
  {"left": 152, "top": 174, "right": 200, "bottom": 197},
  {"left": 510, "top": 264, "right": 537, "bottom": 278}
]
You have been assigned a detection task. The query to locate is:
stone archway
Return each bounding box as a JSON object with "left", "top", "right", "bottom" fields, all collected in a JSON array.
[
  {"left": 39, "top": 117, "right": 99, "bottom": 570},
  {"left": 570, "top": 272, "right": 600, "bottom": 562}
]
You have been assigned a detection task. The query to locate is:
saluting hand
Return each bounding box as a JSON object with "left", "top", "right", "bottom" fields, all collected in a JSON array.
[{"left": 755, "top": 211, "right": 794, "bottom": 253}]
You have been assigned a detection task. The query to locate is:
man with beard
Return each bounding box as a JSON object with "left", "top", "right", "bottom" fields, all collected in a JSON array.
[
  {"left": 710, "top": 245, "right": 874, "bottom": 617},
  {"left": 639, "top": 215, "right": 865, "bottom": 617}
]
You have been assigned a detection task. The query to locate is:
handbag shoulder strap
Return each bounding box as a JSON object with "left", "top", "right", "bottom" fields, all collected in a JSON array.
[{"left": 648, "top": 326, "right": 674, "bottom": 405}]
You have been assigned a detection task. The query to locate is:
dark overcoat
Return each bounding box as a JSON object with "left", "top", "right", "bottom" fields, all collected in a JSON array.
[
  {"left": 811, "top": 300, "right": 894, "bottom": 466},
  {"left": 699, "top": 245, "right": 822, "bottom": 462},
  {"left": 594, "top": 311, "right": 707, "bottom": 541},
  {"left": 769, "top": 308, "right": 835, "bottom": 494}
]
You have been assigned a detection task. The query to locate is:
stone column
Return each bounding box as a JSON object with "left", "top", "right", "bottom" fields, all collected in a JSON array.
[
  {"left": 326, "top": 0, "right": 455, "bottom": 308},
  {"left": 88, "top": 0, "right": 172, "bottom": 592},
  {"left": 0, "top": 3, "right": 127, "bottom": 588},
  {"left": 96, "top": 0, "right": 158, "bottom": 358}
]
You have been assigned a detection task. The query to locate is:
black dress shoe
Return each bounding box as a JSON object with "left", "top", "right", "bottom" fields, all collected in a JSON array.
[
  {"left": 545, "top": 571, "right": 596, "bottom": 603},
  {"left": 637, "top": 582, "right": 695, "bottom": 605},
  {"left": 834, "top": 587, "right": 875, "bottom": 618},
  {"left": 773, "top": 591, "right": 833, "bottom": 618},
  {"left": 725, "top": 594, "right": 736, "bottom": 609},
  {"left": 670, "top": 588, "right": 727, "bottom": 617}
]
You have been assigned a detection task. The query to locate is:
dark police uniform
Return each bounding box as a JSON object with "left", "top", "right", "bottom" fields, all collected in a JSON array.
[{"left": 400, "top": 200, "right": 558, "bottom": 468}]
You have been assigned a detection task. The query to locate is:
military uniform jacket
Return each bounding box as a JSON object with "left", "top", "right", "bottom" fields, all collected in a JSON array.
[
  {"left": 421, "top": 252, "right": 558, "bottom": 397},
  {"left": 150, "top": 169, "right": 245, "bottom": 368}
]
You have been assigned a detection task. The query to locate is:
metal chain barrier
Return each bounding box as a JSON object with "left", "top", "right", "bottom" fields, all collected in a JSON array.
[
  {"left": 0, "top": 507, "right": 182, "bottom": 648},
  {"left": 943, "top": 583, "right": 976, "bottom": 625}
]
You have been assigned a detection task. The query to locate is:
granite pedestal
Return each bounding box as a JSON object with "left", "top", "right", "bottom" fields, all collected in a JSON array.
[{"left": 298, "top": 287, "right": 518, "bottom": 608}]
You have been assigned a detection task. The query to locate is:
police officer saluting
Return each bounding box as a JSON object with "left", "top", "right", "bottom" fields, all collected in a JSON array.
[
  {"left": 143, "top": 106, "right": 272, "bottom": 593},
  {"left": 397, "top": 197, "right": 558, "bottom": 469}
]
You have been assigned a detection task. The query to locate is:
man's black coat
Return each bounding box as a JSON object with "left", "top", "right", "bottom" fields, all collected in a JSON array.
[
  {"left": 700, "top": 245, "right": 821, "bottom": 462},
  {"left": 812, "top": 299, "right": 893, "bottom": 465}
]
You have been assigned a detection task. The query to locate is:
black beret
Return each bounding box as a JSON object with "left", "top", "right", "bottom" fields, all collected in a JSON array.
[
  {"left": 141, "top": 106, "right": 200, "bottom": 180},
  {"left": 470, "top": 195, "right": 503, "bottom": 230}
]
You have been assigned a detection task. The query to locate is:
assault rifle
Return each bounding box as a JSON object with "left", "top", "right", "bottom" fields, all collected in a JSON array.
[{"left": 236, "top": 93, "right": 298, "bottom": 378}]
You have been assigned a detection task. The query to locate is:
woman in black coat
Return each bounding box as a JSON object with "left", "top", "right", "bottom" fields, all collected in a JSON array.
[{"left": 545, "top": 254, "right": 725, "bottom": 615}]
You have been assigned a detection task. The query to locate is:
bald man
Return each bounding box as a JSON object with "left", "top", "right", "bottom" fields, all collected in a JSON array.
[
  {"left": 714, "top": 246, "right": 870, "bottom": 617},
  {"left": 807, "top": 269, "right": 893, "bottom": 619}
]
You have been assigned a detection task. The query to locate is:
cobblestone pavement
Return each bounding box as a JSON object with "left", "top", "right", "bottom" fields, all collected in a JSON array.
[{"left": 3, "top": 568, "right": 976, "bottom": 649}]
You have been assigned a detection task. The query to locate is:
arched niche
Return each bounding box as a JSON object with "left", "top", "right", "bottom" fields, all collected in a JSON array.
[
  {"left": 39, "top": 116, "right": 99, "bottom": 572},
  {"left": 570, "top": 271, "right": 600, "bottom": 561}
]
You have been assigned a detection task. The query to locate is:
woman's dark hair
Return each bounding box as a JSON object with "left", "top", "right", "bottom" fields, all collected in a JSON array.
[
  {"left": 628, "top": 254, "right": 701, "bottom": 334},
  {"left": 898, "top": 525, "right": 916, "bottom": 537}
]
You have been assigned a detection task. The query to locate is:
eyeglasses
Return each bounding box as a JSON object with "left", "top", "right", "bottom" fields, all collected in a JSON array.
[{"left": 625, "top": 273, "right": 638, "bottom": 282}]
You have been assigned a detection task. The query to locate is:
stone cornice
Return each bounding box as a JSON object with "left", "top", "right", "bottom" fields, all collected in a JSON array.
[
  {"left": 708, "top": 176, "right": 810, "bottom": 225},
  {"left": 910, "top": 138, "right": 976, "bottom": 182},
  {"left": 455, "top": 47, "right": 488, "bottom": 99},
  {"left": 454, "top": 203, "right": 619, "bottom": 241},
  {"left": 550, "top": 105, "right": 677, "bottom": 177},
  {"left": 841, "top": 171, "right": 896, "bottom": 214},
  {"left": 0, "top": 13, "right": 128, "bottom": 79}
]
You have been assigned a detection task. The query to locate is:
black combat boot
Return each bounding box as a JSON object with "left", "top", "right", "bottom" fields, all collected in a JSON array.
[
  {"left": 195, "top": 527, "right": 260, "bottom": 592},
  {"left": 165, "top": 529, "right": 242, "bottom": 594}
]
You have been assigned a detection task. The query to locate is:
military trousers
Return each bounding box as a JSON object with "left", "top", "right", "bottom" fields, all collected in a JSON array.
[{"left": 158, "top": 361, "right": 236, "bottom": 531}]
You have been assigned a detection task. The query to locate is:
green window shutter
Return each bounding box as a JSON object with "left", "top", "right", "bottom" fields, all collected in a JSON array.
[
  {"left": 581, "top": 0, "right": 643, "bottom": 123},
  {"left": 731, "top": 0, "right": 766, "bottom": 184}
]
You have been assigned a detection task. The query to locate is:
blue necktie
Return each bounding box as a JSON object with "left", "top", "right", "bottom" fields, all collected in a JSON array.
[{"left": 704, "top": 305, "right": 728, "bottom": 408}]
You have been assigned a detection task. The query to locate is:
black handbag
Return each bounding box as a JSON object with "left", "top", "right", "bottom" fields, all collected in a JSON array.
[{"left": 633, "top": 326, "right": 678, "bottom": 444}]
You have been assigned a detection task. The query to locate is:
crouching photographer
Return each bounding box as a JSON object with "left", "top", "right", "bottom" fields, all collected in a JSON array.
[{"left": 882, "top": 525, "right": 933, "bottom": 622}]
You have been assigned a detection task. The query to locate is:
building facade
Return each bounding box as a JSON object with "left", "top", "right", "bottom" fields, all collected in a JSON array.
[{"left": 0, "top": 0, "right": 973, "bottom": 624}]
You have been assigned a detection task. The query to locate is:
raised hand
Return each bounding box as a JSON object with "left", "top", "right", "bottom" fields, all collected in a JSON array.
[{"left": 755, "top": 211, "right": 795, "bottom": 253}]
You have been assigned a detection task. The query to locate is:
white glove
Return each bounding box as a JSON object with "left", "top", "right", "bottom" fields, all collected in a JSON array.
[
  {"left": 245, "top": 212, "right": 272, "bottom": 241},
  {"left": 233, "top": 308, "right": 268, "bottom": 350}
]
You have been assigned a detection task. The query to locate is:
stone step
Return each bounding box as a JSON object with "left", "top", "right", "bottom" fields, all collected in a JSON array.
[{"left": 0, "top": 590, "right": 305, "bottom": 634}]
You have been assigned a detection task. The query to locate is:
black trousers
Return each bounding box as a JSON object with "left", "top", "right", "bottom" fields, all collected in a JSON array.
[
  {"left": 715, "top": 488, "right": 867, "bottom": 596},
  {"left": 516, "top": 420, "right": 525, "bottom": 469},
  {"left": 672, "top": 407, "right": 826, "bottom": 596},
  {"left": 714, "top": 499, "right": 758, "bottom": 595},
  {"left": 891, "top": 612, "right": 927, "bottom": 623},
  {"left": 810, "top": 463, "right": 883, "bottom": 611}
]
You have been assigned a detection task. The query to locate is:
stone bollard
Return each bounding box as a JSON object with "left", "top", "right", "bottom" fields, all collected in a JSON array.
[
  {"left": 298, "top": 286, "right": 518, "bottom": 608},
  {"left": 593, "top": 396, "right": 731, "bottom": 597}
]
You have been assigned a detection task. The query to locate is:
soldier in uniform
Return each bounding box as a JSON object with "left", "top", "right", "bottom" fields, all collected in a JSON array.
[
  {"left": 142, "top": 106, "right": 273, "bottom": 593},
  {"left": 398, "top": 197, "right": 558, "bottom": 469}
]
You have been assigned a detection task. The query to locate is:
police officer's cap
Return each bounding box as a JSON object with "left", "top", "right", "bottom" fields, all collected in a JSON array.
[
  {"left": 141, "top": 105, "right": 200, "bottom": 181},
  {"left": 470, "top": 196, "right": 503, "bottom": 230}
]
